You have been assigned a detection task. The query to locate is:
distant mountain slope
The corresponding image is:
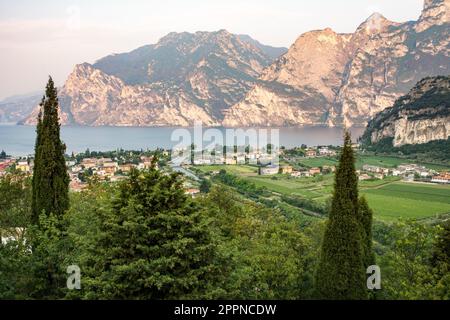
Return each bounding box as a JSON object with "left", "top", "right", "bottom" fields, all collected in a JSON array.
[
  {"left": 360, "top": 75, "right": 449, "bottom": 148},
  {"left": 22, "top": 30, "right": 278, "bottom": 126},
  {"left": 223, "top": 0, "right": 450, "bottom": 127},
  {"left": 0, "top": 93, "right": 41, "bottom": 123},
  {"left": 237, "top": 34, "right": 288, "bottom": 59}
]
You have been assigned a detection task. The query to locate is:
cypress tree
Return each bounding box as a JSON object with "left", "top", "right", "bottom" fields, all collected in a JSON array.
[
  {"left": 31, "top": 77, "right": 69, "bottom": 224},
  {"left": 359, "top": 196, "right": 376, "bottom": 269},
  {"left": 315, "top": 131, "right": 367, "bottom": 300}
]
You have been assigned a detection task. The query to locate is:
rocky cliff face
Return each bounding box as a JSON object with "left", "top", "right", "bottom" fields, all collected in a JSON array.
[
  {"left": 361, "top": 76, "right": 449, "bottom": 147},
  {"left": 23, "top": 30, "right": 280, "bottom": 126},
  {"left": 223, "top": 0, "right": 450, "bottom": 127}
]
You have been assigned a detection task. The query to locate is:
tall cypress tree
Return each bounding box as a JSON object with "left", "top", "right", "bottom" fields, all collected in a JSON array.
[
  {"left": 315, "top": 131, "right": 367, "bottom": 300},
  {"left": 31, "top": 77, "right": 69, "bottom": 224}
]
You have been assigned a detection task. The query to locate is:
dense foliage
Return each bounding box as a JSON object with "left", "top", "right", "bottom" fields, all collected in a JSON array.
[
  {"left": 363, "top": 137, "right": 450, "bottom": 162},
  {"left": 0, "top": 167, "right": 449, "bottom": 299}
]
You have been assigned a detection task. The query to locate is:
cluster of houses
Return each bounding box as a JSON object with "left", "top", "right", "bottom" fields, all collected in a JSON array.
[
  {"left": 0, "top": 158, "right": 33, "bottom": 176},
  {"left": 0, "top": 155, "right": 158, "bottom": 191},
  {"left": 358, "top": 163, "right": 449, "bottom": 184},
  {"left": 259, "top": 164, "right": 336, "bottom": 177},
  {"left": 178, "top": 149, "right": 280, "bottom": 166},
  {"left": 68, "top": 156, "right": 157, "bottom": 191},
  {"left": 431, "top": 172, "right": 450, "bottom": 184},
  {"left": 304, "top": 147, "right": 337, "bottom": 158}
]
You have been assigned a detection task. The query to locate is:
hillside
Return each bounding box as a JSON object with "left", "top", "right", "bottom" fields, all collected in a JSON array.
[{"left": 360, "top": 76, "right": 450, "bottom": 157}]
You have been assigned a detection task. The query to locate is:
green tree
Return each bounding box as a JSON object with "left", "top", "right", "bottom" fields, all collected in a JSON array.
[
  {"left": 379, "top": 221, "right": 440, "bottom": 299},
  {"left": 433, "top": 220, "right": 450, "bottom": 269},
  {"left": 0, "top": 171, "right": 32, "bottom": 229},
  {"left": 315, "top": 131, "right": 367, "bottom": 300},
  {"left": 31, "top": 77, "right": 69, "bottom": 225},
  {"left": 201, "top": 186, "right": 311, "bottom": 299},
  {"left": 81, "top": 167, "right": 220, "bottom": 299},
  {"left": 199, "top": 178, "right": 212, "bottom": 193},
  {"left": 0, "top": 172, "right": 32, "bottom": 299},
  {"left": 359, "top": 196, "right": 375, "bottom": 269}
]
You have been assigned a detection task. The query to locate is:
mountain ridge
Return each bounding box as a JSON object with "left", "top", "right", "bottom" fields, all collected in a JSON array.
[
  {"left": 22, "top": 31, "right": 282, "bottom": 126},
  {"left": 223, "top": 0, "right": 450, "bottom": 127},
  {"left": 14, "top": 0, "right": 450, "bottom": 127}
]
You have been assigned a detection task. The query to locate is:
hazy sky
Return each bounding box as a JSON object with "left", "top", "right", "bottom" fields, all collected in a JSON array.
[{"left": 0, "top": 0, "right": 425, "bottom": 100}]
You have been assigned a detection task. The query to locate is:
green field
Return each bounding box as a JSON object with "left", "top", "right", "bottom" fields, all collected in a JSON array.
[
  {"left": 247, "top": 175, "right": 450, "bottom": 221},
  {"left": 195, "top": 164, "right": 258, "bottom": 175},
  {"left": 192, "top": 161, "right": 450, "bottom": 221},
  {"left": 246, "top": 175, "right": 330, "bottom": 199},
  {"left": 361, "top": 182, "right": 450, "bottom": 221},
  {"left": 297, "top": 157, "right": 338, "bottom": 168}
]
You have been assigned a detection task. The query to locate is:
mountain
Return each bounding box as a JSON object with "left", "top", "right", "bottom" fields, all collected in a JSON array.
[
  {"left": 223, "top": 0, "right": 450, "bottom": 127},
  {"left": 0, "top": 93, "right": 41, "bottom": 123},
  {"left": 360, "top": 76, "right": 449, "bottom": 148},
  {"left": 237, "top": 35, "right": 288, "bottom": 59},
  {"left": 22, "top": 30, "right": 282, "bottom": 126}
]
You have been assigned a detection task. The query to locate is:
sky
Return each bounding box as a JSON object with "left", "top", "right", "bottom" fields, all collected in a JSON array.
[{"left": 0, "top": 0, "right": 425, "bottom": 100}]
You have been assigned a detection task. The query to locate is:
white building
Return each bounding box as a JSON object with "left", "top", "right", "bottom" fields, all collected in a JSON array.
[{"left": 261, "top": 165, "right": 279, "bottom": 176}]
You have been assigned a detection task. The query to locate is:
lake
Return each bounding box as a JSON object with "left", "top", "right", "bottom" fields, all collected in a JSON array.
[{"left": 0, "top": 124, "right": 365, "bottom": 156}]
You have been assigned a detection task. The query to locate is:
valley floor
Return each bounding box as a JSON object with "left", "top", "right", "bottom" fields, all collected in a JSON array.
[{"left": 192, "top": 155, "right": 450, "bottom": 222}]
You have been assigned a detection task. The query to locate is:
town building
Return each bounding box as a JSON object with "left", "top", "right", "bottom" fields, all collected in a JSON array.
[
  {"left": 309, "top": 167, "right": 321, "bottom": 175},
  {"left": 318, "top": 147, "right": 337, "bottom": 156},
  {"left": 81, "top": 158, "right": 97, "bottom": 169},
  {"left": 431, "top": 173, "right": 450, "bottom": 184},
  {"left": 225, "top": 158, "right": 237, "bottom": 165},
  {"left": 280, "top": 166, "right": 293, "bottom": 174},
  {"left": 306, "top": 150, "right": 317, "bottom": 158},
  {"left": 261, "top": 165, "right": 280, "bottom": 176},
  {"left": 362, "top": 165, "right": 383, "bottom": 173},
  {"left": 16, "top": 160, "right": 30, "bottom": 173},
  {"left": 118, "top": 164, "right": 135, "bottom": 172}
]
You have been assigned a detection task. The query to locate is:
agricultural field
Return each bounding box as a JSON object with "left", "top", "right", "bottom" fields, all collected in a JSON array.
[
  {"left": 297, "top": 157, "right": 338, "bottom": 168},
  {"left": 361, "top": 182, "right": 450, "bottom": 221},
  {"left": 194, "top": 164, "right": 258, "bottom": 175},
  {"left": 245, "top": 174, "right": 333, "bottom": 199},
  {"left": 192, "top": 161, "right": 450, "bottom": 221}
]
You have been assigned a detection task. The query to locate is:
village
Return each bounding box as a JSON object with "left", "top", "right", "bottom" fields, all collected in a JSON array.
[
  {"left": 179, "top": 145, "right": 450, "bottom": 184},
  {"left": 1, "top": 145, "right": 449, "bottom": 196},
  {"left": 0, "top": 152, "right": 160, "bottom": 192}
]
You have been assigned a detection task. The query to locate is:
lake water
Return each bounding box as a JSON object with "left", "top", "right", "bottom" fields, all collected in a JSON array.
[{"left": 0, "top": 124, "right": 365, "bottom": 156}]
